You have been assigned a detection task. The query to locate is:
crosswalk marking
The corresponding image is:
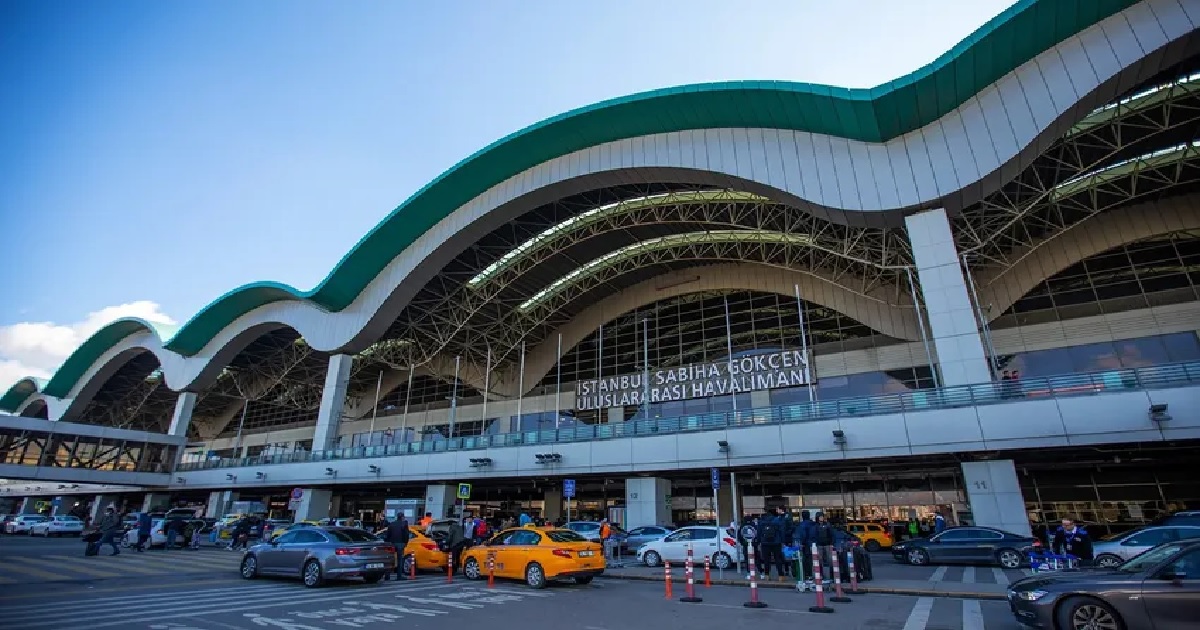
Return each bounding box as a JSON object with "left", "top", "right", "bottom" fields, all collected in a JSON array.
[
  {"left": 929, "top": 566, "right": 948, "bottom": 581},
  {"left": 962, "top": 566, "right": 976, "bottom": 583},
  {"left": 962, "top": 599, "right": 985, "bottom": 630},
  {"left": 902, "top": 597, "right": 934, "bottom": 630},
  {"left": 991, "top": 567, "right": 1007, "bottom": 584},
  {"left": 2, "top": 550, "right": 241, "bottom": 583},
  {"left": 1, "top": 558, "right": 76, "bottom": 582}
]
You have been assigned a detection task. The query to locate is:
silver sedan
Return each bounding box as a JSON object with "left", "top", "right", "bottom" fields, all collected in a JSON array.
[
  {"left": 1092, "top": 525, "right": 1200, "bottom": 568},
  {"left": 240, "top": 526, "right": 397, "bottom": 587}
]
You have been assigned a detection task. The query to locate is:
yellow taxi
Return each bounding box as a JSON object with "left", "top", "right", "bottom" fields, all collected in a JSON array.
[
  {"left": 269, "top": 520, "right": 321, "bottom": 540},
  {"left": 400, "top": 529, "right": 448, "bottom": 574},
  {"left": 460, "top": 527, "right": 604, "bottom": 588},
  {"left": 846, "top": 521, "right": 893, "bottom": 551}
]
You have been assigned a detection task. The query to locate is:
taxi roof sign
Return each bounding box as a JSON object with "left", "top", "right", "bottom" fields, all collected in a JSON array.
[{"left": 456, "top": 483, "right": 472, "bottom": 500}]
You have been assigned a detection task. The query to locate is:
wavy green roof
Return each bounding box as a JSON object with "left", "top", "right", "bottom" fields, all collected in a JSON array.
[{"left": 1, "top": 0, "right": 1141, "bottom": 411}]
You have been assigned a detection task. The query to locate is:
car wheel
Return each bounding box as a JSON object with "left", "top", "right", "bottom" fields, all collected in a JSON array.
[
  {"left": 643, "top": 550, "right": 662, "bottom": 567},
  {"left": 574, "top": 575, "right": 594, "bottom": 585},
  {"left": 907, "top": 548, "right": 930, "bottom": 566},
  {"left": 363, "top": 573, "right": 384, "bottom": 584},
  {"left": 1056, "top": 596, "right": 1124, "bottom": 630},
  {"left": 525, "top": 562, "right": 547, "bottom": 589},
  {"left": 463, "top": 557, "right": 483, "bottom": 580},
  {"left": 997, "top": 549, "right": 1022, "bottom": 569},
  {"left": 302, "top": 559, "right": 324, "bottom": 588},
  {"left": 1094, "top": 554, "right": 1123, "bottom": 569},
  {"left": 865, "top": 540, "right": 882, "bottom": 552},
  {"left": 240, "top": 555, "right": 258, "bottom": 579},
  {"left": 713, "top": 552, "right": 733, "bottom": 570}
]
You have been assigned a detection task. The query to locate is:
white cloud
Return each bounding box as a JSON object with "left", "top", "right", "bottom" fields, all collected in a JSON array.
[{"left": 0, "top": 301, "right": 176, "bottom": 391}]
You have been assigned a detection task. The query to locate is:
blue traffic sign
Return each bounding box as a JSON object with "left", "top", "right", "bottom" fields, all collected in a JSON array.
[
  {"left": 456, "top": 483, "right": 472, "bottom": 500},
  {"left": 563, "top": 479, "right": 576, "bottom": 498},
  {"left": 711, "top": 467, "right": 721, "bottom": 490}
]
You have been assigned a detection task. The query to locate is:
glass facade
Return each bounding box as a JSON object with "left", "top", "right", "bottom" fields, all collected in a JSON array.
[{"left": 0, "top": 427, "right": 178, "bottom": 473}]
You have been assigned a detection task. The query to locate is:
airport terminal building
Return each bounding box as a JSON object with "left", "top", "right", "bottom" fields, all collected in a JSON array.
[{"left": 3, "top": 0, "right": 1200, "bottom": 538}]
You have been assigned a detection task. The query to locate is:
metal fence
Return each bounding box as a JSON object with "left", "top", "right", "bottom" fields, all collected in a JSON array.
[{"left": 176, "top": 361, "right": 1200, "bottom": 472}]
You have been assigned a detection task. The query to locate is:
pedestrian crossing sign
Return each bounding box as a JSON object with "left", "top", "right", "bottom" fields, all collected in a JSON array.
[{"left": 457, "top": 483, "right": 472, "bottom": 500}]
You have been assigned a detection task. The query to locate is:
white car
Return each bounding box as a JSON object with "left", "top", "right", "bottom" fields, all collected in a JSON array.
[
  {"left": 5, "top": 515, "right": 48, "bottom": 534},
  {"left": 121, "top": 518, "right": 192, "bottom": 548},
  {"left": 30, "top": 516, "right": 84, "bottom": 537},
  {"left": 636, "top": 525, "right": 742, "bottom": 570}
]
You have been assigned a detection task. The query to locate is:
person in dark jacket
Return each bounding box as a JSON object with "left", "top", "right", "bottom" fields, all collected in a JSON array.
[
  {"left": 135, "top": 512, "right": 153, "bottom": 552},
  {"left": 757, "top": 508, "right": 787, "bottom": 581},
  {"left": 812, "top": 513, "right": 835, "bottom": 579},
  {"left": 1051, "top": 518, "right": 1094, "bottom": 565},
  {"left": 796, "top": 510, "right": 817, "bottom": 584},
  {"left": 385, "top": 515, "right": 411, "bottom": 580},
  {"left": 447, "top": 518, "right": 466, "bottom": 571}
]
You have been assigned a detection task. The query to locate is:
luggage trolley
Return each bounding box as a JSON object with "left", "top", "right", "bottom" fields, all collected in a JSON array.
[{"left": 1028, "top": 551, "right": 1079, "bottom": 573}]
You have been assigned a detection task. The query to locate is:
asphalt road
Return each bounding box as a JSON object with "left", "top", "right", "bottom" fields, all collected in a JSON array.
[{"left": 0, "top": 536, "right": 1026, "bottom": 630}]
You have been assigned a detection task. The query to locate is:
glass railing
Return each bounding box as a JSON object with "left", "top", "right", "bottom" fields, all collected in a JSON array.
[{"left": 175, "top": 361, "right": 1200, "bottom": 472}]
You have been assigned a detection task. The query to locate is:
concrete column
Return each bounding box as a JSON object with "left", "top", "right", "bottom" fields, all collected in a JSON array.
[
  {"left": 142, "top": 493, "right": 172, "bottom": 513},
  {"left": 625, "top": 477, "right": 671, "bottom": 528},
  {"left": 543, "top": 489, "right": 563, "bottom": 522},
  {"left": 330, "top": 495, "right": 343, "bottom": 518},
  {"left": 313, "top": 355, "right": 354, "bottom": 452},
  {"left": 205, "top": 490, "right": 238, "bottom": 518},
  {"left": 961, "top": 460, "right": 1031, "bottom": 537},
  {"left": 168, "top": 392, "right": 198, "bottom": 438},
  {"left": 49, "top": 496, "right": 66, "bottom": 516},
  {"left": 424, "top": 484, "right": 457, "bottom": 519},
  {"left": 292, "top": 489, "right": 333, "bottom": 522},
  {"left": 905, "top": 207, "right": 992, "bottom": 386},
  {"left": 716, "top": 486, "right": 737, "bottom": 526},
  {"left": 88, "top": 495, "right": 115, "bottom": 522}
]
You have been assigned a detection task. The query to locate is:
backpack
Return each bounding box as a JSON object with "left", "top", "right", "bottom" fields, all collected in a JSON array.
[
  {"left": 474, "top": 521, "right": 488, "bottom": 537},
  {"left": 739, "top": 524, "right": 757, "bottom": 542},
  {"left": 760, "top": 519, "right": 781, "bottom": 543}
]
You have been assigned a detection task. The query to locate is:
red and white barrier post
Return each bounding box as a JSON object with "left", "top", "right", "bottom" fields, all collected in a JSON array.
[
  {"left": 742, "top": 544, "right": 768, "bottom": 608},
  {"left": 808, "top": 543, "right": 834, "bottom": 613},
  {"left": 846, "top": 547, "right": 864, "bottom": 595},
  {"left": 664, "top": 560, "right": 673, "bottom": 599},
  {"left": 680, "top": 543, "right": 703, "bottom": 602},
  {"left": 829, "top": 545, "right": 852, "bottom": 603},
  {"left": 487, "top": 554, "right": 495, "bottom": 589},
  {"left": 704, "top": 555, "right": 712, "bottom": 587}
]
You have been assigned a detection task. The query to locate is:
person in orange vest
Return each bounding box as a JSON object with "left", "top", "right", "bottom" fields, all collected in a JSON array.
[
  {"left": 419, "top": 512, "right": 433, "bottom": 528},
  {"left": 599, "top": 519, "right": 612, "bottom": 559}
]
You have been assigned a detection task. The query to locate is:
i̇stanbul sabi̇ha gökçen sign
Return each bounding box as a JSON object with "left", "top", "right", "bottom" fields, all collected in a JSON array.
[{"left": 574, "top": 349, "right": 810, "bottom": 411}]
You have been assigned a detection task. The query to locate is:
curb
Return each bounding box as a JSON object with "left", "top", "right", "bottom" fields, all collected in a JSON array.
[{"left": 599, "top": 572, "right": 1007, "bottom": 601}]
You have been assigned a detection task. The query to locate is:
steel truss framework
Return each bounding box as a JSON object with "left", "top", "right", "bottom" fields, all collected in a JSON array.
[{"left": 66, "top": 63, "right": 1200, "bottom": 435}]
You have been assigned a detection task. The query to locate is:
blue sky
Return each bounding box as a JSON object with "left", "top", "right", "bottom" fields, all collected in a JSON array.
[{"left": 0, "top": 0, "right": 1013, "bottom": 385}]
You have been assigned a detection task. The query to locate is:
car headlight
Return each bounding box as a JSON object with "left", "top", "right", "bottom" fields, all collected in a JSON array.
[{"left": 1013, "top": 590, "right": 1049, "bottom": 602}]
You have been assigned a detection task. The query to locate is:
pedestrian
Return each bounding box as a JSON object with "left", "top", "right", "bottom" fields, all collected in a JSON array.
[
  {"left": 796, "top": 510, "right": 817, "bottom": 588},
  {"left": 135, "top": 511, "right": 152, "bottom": 552},
  {"left": 758, "top": 508, "right": 787, "bottom": 581},
  {"left": 384, "top": 514, "right": 411, "bottom": 581},
  {"left": 97, "top": 506, "right": 121, "bottom": 556},
  {"left": 933, "top": 511, "right": 947, "bottom": 534},
  {"left": 813, "top": 513, "right": 835, "bottom": 580},
  {"left": 1052, "top": 518, "right": 1094, "bottom": 567},
  {"left": 446, "top": 518, "right": 466, "bottom": 571}
]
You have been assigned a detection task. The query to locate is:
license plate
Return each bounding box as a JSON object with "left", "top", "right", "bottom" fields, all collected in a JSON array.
[
  {"left": 365, "top": 563, "right": 385, "bottom": 569},
  {"left": 579, "top": 551, "right": 594, "bottom": 557}
]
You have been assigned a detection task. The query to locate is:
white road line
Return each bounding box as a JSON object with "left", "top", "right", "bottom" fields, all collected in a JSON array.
[
  {"left": 962, "top": 566, "right": 976, "bottom": 584},
  {"left": 6, "top": 581, "right": 455, "bottom": 626},
  {"left": 0, "top": 584, "right": 294, "bottom": 614},
  {"left": 929, "top": 566, "right": 948, "bottom": 581},
  {"left": 992, "top": 567, "right": 1007, "bottom": 584},
  {"left": 85, "top": 583, "right": 465, "bottom": 630},
  {"left": 902, "top": 597, "right": 934, "bottom": 630},
  {"left": 962, "top": 599, "right": 985, "bottom": 630}
]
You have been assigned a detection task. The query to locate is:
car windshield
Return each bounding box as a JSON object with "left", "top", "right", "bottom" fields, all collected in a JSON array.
[
  {"left": 545, "top": 530, "right": 588, "bottom": 543},
  {"left": 324, "top": 529, "right": 379, "bottom": 543},
  {"left": 1120, "top": 543, "right": 1184, "bottom": 573}
]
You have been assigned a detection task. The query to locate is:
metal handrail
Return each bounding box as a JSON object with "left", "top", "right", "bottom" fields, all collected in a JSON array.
[{"left": 175, "top": 361, "right": 1200, "bottom": 472}]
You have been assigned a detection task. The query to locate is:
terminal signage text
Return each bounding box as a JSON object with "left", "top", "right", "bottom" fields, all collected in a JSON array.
[{"left": 574, "top": 349, "right": 809, "bottom": 411}]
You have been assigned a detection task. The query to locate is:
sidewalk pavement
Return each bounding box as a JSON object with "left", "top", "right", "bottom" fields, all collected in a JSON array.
[{"left": 598, "top": 563, "right": 1009, "bottom": 600}]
